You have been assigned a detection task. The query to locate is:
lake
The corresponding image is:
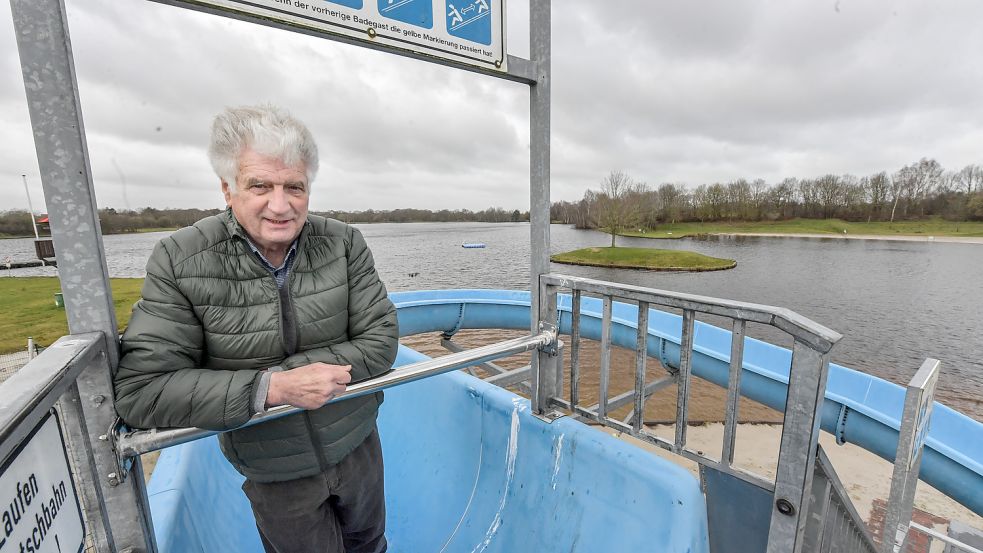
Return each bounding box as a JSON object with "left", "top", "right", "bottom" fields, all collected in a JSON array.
[{"left": 2, "top": 223, "right": 981, "bottom": 420}]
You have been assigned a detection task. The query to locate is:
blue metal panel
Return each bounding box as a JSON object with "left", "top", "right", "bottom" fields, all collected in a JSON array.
[{"left": 701, "top": 465, "right": 772, "bottom": 553}]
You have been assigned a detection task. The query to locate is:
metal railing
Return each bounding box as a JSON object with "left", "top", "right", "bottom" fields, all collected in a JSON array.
[
  {"left": 0, "top": 327, "right": 557, "bottom": 552},
  {"left": 116, "top": 329, "right": 556, "bottom": 458},
  {"left": 906, "top": 523, "right": 983, "bottom": 553},
  {"left": 534, "top": 273, "right": 843, "bottom": 553},
  {"left": 803, "top": 447, "right": 880, "bottom": 553}
]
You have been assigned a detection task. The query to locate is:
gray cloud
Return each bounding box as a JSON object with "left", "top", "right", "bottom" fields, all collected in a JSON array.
[{"left": 2, "top": 0, "right": 981, "bottom": 213}]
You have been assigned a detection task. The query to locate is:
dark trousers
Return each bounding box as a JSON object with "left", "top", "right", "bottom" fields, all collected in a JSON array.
[{"left": 242, "top": 429, "right": 387, "bottom": 553}]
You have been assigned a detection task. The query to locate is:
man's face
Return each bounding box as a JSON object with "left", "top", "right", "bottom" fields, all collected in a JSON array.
[{"left": 223, "top": 148, "right": 310, "bottom": 258}]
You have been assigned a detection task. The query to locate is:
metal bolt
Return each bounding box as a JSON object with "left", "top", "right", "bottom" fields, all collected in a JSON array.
[
  {"left": 107, "top": 472, "right": 119, "bottom": 486},
  {"left": 776, "top": 498, "right": 795, "bottom": 516},
  {"left": 367, "top": 27, "right": 377, "bottom": 38},
  {"left": 494, "top": 60, "right": 502, "bottom": 68},
  {"left": 90, "top": 394, "right": 105, "bottom": 405}
]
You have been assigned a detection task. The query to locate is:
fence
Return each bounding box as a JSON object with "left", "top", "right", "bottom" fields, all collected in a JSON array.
[
  {"left": 803, "top": 447, "right": 880, "bottom": 552},
  {"left": 0, "top": 338, "right": 39, "bottom": 384},
  {"left": 529, "top": 273, "right": 909, "bottom": 553}
]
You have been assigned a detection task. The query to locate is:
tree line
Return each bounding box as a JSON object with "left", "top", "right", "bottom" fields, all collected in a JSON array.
[
  {"left": 552, "top": 160, "right": 983, "bottom": 244},
  {"left": 0, "top": 206, "right": 529, "bottom": 236},
  {"left": 316, "top": 207, "right": 528, "bottom": 224}
]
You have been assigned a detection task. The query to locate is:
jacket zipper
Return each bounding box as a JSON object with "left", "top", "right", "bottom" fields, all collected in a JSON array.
[{"left": 283, "top": 238, "right": 328, "bottom": 472}]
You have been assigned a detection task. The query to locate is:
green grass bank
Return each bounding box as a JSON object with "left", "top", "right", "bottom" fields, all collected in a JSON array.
[
  {"left": 551, "top": 247, "right": 735, "bottom": 271},
  {"left": 618, "top": 218, "right": 983, "bottom": 239},
  {"left": 0, "top": 277, "right": 144, "bottom": 354}
]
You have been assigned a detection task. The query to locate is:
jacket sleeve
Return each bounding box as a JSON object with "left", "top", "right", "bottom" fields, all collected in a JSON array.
[
  {"left": 280, "top": 227, "right": 399, "bottom": 383},
  {"left": 113, "top": 240, "right": 262, "bottom": 431}
]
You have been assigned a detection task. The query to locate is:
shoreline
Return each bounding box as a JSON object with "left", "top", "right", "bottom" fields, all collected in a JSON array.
[
  {"left": 706, "top": 232, "right": 983, "bottom": 244},
  {"left": 550, "top": 257, "right": 736, "bottom": 272}
]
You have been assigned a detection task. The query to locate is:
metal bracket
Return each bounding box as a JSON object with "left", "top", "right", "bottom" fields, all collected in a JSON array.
[
  {"left": 106, "top": 416, "right": 134, "bottom": 486},
  {"left": 537, "top": 321, "right": 558, "bottom": 356},
  {"left": 533, "top": 409, "right": 566, "bottom": 424}
]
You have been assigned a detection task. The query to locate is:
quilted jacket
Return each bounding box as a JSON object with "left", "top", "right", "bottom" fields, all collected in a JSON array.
[{"left": 114, "top": 209, "right": 398, "bottom": 482}]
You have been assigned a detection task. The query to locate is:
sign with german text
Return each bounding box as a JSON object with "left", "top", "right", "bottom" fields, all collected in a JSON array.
[
  {"left": 0, "top": 413, "right": 84, "bottom": 553},
  {"left": 193, "top": 0, "right": 506, "bottom": 71}
]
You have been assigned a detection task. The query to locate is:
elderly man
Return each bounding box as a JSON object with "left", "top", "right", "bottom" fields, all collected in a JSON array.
[{"left": 114, "top": 105, "right": 398, "bottom": 553}]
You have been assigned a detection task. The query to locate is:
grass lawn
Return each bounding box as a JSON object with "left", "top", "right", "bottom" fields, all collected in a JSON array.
[
  {"left": 619, "top": 218, "right": 983, "bottom": 239},
  {"left": 551, "top": 247, "right": 735, "bottom": 271},
  {"left": 0, "top": 277, "right": 144, "bottom": 354}
]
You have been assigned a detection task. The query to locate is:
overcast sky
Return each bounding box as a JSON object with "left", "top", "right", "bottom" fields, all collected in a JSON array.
[{"left": 2, "top": 0, "right": 982, "bottom": 213}]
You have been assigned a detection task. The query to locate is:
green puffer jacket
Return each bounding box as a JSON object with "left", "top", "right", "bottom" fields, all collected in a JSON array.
[{"left": 114, "top": 210, "right": 398, "bottom": 482}]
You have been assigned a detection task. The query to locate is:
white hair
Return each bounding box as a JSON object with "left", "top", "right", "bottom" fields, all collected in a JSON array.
[{"left": 208, "top": 105, "right": 319, "bottom": 193}]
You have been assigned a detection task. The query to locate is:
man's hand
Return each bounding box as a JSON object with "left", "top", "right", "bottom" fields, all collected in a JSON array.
[{"left": 266, "top": 363, "right": 352, "bottom": 410}]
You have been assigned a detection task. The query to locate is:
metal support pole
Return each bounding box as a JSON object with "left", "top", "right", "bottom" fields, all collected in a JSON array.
[
  {"left": 529, "top": 0, "right": 553, "bottom": 416},
  {"left": 9, "top": 1, "right": 157, "bottom": 550},
  {"left": 528, "top": 0, "right": 551, "bottom": 315},
  {"left": 766, "top": 340, "right": 833, "bottom": 553}
]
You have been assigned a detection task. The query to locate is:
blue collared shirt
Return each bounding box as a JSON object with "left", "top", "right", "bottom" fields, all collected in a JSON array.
[{"left": 244, "top": 238, "right": 298, "bottom": 290}]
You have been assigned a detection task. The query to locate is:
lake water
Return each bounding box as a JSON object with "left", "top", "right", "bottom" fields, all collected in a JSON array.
[{"left": 2, "top": 223, "right": 981, "bottom": 420}]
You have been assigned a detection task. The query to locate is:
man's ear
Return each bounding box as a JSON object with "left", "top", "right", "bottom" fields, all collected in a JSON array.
[{"left": 221, "top": 180, "right": 232, "bottom": 206}]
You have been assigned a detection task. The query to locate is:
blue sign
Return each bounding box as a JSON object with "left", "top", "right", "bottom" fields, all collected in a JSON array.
[
  {"left": 378, "top": 0, "right": 433, "bottom": 29},
  {"left": 445, "top": 0, "right": 491, "bottom": 45},
  {"left": 326, "top": 0, "right": 363, "bottom": 7}
]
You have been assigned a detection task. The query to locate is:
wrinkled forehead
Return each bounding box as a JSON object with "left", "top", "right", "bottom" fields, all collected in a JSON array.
[{"left": 236, "top": 149, "right": 309, "bottom": 183}]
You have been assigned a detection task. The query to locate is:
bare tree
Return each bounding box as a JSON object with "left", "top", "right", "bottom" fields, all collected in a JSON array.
[
  {"left": 957, "top": 164, "right": 983, "bottom": 195},
  {"left": 596, "top": 170, "right": 641, "bottom": 247},
  {"left": 750, "top": 179, "right": 769, "bottom": 221},
  {"left": 657, "top": 183, "right": 684, "bottom": 224},
  {"left": 573, "top": 189, "right": 599, "bottom": 229},
  {"left": 772, "top": 178, "right": 797, "bottom": 219},
  {"left": 814, "top": 174, "right": 843, "bottom": 218},
  {"left": 863, "top": 172, "right": 890, "bottom": 222},
  {"left": 888, "top": 167, "right": 909, "bottom": 222}
]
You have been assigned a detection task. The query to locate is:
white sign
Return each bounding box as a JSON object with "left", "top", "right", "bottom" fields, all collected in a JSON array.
[
  {"left": 0, "top": 413, "right": 84, "bottom": 553},
  {"left": 195, "top": 0, "right": 506, "bottom": 71}
]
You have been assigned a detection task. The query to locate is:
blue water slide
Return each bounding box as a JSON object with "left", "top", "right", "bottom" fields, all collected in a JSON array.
[
  {"left": 147, "top": 343, "right": 708, "bottom": 551},
  {"left": 389, "top": 289, "right": 983, "bottom": 517}
]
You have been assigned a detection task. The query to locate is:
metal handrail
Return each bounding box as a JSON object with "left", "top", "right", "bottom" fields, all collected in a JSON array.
[
  {"left": 909, "top": 522, "right": 983, "bottom": 553},
  {"left": 535, "top": 272, "right": 844, "bottom": 553},
  {"left": 541, "top": 273, "right": 843, "bottom": 353},
  {"left": 116, "top": 329, "right": 556, "bottom": 458},
  {"left": 0, "top": 333, "right": 103, "bottom": 464}
]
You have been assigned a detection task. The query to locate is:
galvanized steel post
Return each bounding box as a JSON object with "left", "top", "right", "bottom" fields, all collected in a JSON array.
[
  {"left": 9, "top": 0, "right": 157, "bottom": 550},
  {"left": 766, "top": 340, "right": 833, "bottom": 553},
  {"left": 529, "top": 0, "right": 555, "bottom": 415}
]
